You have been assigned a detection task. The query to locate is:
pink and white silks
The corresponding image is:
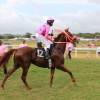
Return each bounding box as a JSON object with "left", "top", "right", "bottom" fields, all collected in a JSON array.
[{"left": 36, "top": 23, "right": 53, "bottom": 49}]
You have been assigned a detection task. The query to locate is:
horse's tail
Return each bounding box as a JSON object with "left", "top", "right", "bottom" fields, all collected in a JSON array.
[{"left": 0, "top": 49, "right": 17, "bottom": 68}]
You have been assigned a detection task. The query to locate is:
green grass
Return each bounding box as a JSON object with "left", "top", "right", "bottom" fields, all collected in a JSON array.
[
  {"left": 5, "top": 40, "right": 36, "bottom": 46},
  {"left": 0, "top": 58, "right": 100, "bottom": 100}
]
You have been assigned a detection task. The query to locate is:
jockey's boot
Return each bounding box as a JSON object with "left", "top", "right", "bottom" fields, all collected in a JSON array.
[
  {"left": 50, "top": 43, "right": 55, "bottom": 54},
  {"left": 37, "top": 42, "right": 43, "bottom": 48},
  {"left": 45, "top": 48, "right": 52, "bottom": 68}
]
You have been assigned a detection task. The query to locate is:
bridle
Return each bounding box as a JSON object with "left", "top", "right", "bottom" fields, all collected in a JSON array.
[
  {"left": 63, "top": 31, "right": 75, "bottom": 43},
  {"left": 54, "top": 30, "right": 75, "bottom": 44}
]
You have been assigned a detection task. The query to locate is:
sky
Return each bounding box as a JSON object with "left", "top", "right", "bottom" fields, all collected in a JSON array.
[{"left": 0, "top": 0, "right": 100, "bottom": 34}]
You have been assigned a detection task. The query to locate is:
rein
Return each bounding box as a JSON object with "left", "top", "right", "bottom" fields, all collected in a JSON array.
[
  {"left": 54, "top": 31, "right": 74, "bottom": 44},
  {"left": 54, "top": 42, "right": 67, "bottom": 43},
  {"left": 63, "top": 31, "right": 74, "bottom": 43}
]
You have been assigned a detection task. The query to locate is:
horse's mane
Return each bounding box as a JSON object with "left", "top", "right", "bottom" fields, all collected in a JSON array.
[
  {"left": 65, "top": 29, "right": 73, "bottom": 38},
  {"left": 54, "top": 32, "right": 65, "bottom": 42},
  {"left": 54, "top": 30, "right": 77, "bottom": 44}
]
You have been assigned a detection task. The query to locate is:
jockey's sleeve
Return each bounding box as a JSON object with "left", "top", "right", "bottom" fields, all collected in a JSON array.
[
  {"left": 45, "top": 24, "right": 50, "bottom": 35},
  {"left": 44, "top": 25, "right": 53, "bottom": 41},
  {"left": 45, "top": 33, "right": 53, "bottom": 42}
]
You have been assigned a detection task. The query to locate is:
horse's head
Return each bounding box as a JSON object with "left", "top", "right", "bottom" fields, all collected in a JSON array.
[
  {"left": 64, "top": 28, "right": 78, "bottom": 44},
  {"left": 54, "top": 29, "right": 77, "bottom": 43}
]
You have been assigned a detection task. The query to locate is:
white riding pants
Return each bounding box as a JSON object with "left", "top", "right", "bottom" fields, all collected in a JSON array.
[{"left": 36, "top": 33, "right": 52, "bottom": 49}]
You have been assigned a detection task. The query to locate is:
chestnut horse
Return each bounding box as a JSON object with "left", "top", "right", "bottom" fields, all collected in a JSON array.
[{"left": 0, "top": 29, "right": 76, "bottom": 89}]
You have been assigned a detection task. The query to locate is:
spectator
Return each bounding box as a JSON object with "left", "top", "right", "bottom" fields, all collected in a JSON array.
[
  {"left": 88, "top": 42, "right": 96, "bottom": 48},
  {"left": 66, "top": 42, "right": 74, "bottom": 59},
  {"left": 19, "top": 40, "right": 28, "bottom": 48}
]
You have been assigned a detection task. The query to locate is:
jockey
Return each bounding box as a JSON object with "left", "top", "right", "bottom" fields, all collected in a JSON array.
[
  {"left": 35, "top": 18, "right": 54, "bottom": 60},
  {"left": 36, "top": 18, "right": 54, "bottom": 50}
]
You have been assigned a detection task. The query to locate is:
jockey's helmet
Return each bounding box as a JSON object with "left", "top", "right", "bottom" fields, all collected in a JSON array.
[{"left": 47, "top": 18, "right": 54, "bottom": 26}]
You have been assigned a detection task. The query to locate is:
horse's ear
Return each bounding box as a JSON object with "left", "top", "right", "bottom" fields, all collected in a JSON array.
[{"left": 64, "top": 28, "right": 69, "bottom": 32}]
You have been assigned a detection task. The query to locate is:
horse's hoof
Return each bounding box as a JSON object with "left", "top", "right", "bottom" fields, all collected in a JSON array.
[
  {"left": 73, "top": 81, "right": 78, "bottom": 87},
  {"left": 50, "top": 86, "right": 52, "bottom": 88},
  {"left": 27, "top": 87, "right": 32, "bottom": 90},
  {"left": 50, "top": 84, "right": 53, "bottom": 88},
  {"left": 72, "top": 79, "right": 77, "bottom": 86},
  {"left": 73, "top": 82, "right": 77, "bottom": 87},
  {"left": 72, "top": 78, "right": 76, "bottom": 83},
  {"left": 1, "top": 85, "right": 5, "bottom": 90}
]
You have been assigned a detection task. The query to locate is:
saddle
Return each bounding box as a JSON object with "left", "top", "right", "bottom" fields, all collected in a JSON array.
[
  {"left": 36, "top": 47, "right": 46, "bottom": 58},
  {"left": 35, "top": 43, "right": 55, "bottom": 68},
  {"left": 36, "top": 43, "right": 55, "bottom": 59},
  {"left": 36, "top": 47, "right": 52, "bottom": 68}
]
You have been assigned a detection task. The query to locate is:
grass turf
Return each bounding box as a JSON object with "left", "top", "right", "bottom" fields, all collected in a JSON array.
[{"left": 0, "top": 58, "right": 100, "bottom": 100}]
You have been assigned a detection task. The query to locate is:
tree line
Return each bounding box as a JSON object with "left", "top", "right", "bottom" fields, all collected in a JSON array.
[
  {"left": 0, "top": 33, "right": 32, "bottom": 39},
  {"left": 0, "top": 32, "right": 100, "bottom": 39},
  {"left": 75, "top": 32, "right": 100, "bottom": 39}
]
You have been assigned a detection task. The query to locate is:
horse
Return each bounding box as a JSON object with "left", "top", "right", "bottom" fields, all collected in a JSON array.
[{"left": 0, "top": 29, "right": 77, "bottom": 90}]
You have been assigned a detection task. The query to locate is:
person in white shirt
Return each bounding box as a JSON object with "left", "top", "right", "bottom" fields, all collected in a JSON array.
[{"left": 66, "top": 41, "right": 74, "bottom": 59}]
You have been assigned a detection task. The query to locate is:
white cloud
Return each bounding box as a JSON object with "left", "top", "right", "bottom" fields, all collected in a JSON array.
[
  {"left": 56, "top": 11, "right": 100, "bottom": 33},
  {"left": 88, "top": 0, "right": 100, "bottom": 4},
  {"left": 31, "top": 0, "right": 89, "bottom": 5},
  {"left": 0, "top": 0, "right": 100, "bottom": 33},
  {"left": 30, "top": 0, "right": 100, "bottom": 5},
  {"left": 0, "top": 0, "right": 36, "bottom": 33}
]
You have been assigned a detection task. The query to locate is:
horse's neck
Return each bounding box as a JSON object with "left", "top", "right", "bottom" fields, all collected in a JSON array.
[
  {"left": 55, "top": 41, "right": 66, "bottom": 54},
  {"left": 54, "top": 33, "right": 67, "bottom": 54}
]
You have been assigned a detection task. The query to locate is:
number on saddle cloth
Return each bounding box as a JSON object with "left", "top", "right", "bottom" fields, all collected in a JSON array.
[{"left": 37, "top": 48, "right": 45, "bottom": 58}]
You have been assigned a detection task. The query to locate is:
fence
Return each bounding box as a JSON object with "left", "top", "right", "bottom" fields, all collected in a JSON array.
[
  {"left": 73, "top": 47, "right": 100, "bottom": 58},
  {"left": 6, "top": 45, "right": 100, "bottom": 58},
  {"left": 6, "top": 45, "right": 18, "bottom": 51}
]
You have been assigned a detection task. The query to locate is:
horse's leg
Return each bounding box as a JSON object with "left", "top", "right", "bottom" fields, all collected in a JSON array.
[
  {"left": 3, "top": 64, "right": 7, "bottom": 75},
  {"left": 68, "top": 51, "right": 71, "bottom": 59},
  {"left": 21, "top": 65, "right": 31, "bottom": 90},
  {"left": 57, "top": 65, "right": 76, "bottom": 84},
  {"left": 50, "top": 67, "right": 55, "bottom": 87},
  {"left": 0, "top": 57, "right": 7, "bottom": 75},
  {"left": 1, "top": 67, "right": 18, "bottom": 89}
]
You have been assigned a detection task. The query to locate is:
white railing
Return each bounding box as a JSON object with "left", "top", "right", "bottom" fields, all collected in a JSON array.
[
  {"left": 74, "top": 47, "right": 100, "bottom": 57},
  {"left": 5, "top": 45, "right": 19, "bottom": 51},
  {"left": 6, "top": 45, "right": 100, "bottom": 58}
]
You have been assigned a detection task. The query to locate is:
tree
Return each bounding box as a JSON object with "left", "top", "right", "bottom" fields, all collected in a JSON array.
[
  {"left": 4, "top": 34, "right": 15, "bottom": 39},
  {"left": 24, "top": 32, "right": 32, "bottom": 38},
  {"left": 0, "top": 35, "right": 4, "bottom": 39}
]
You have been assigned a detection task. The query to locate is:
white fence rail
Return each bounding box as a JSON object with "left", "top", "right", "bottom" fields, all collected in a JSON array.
[
  {"left": 74, "top": 47, "right": 100, "bottom": 57},
  {"left": 6, "top": 45, "right": 19, "bottom": 51},
  {"left": 6, "top": 45, "right": 100, "bottom": 57}
]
